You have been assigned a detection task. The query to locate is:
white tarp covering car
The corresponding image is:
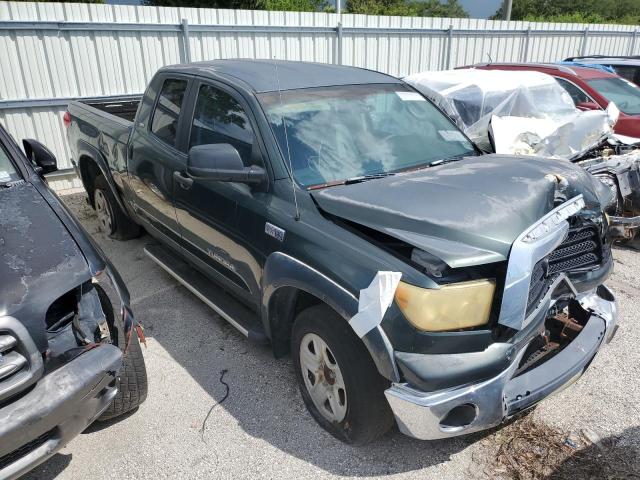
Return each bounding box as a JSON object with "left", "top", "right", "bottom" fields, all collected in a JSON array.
[
  {"left": 404, "top": 68, "right": 619, "bottom": 158},
  {"left": 405, "top": 68, "right": 640, "bottom": 243}
]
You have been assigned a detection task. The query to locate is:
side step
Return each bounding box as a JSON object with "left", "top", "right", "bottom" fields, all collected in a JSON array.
[{"left": 144, "top": 243, "right": 268, "bottom": 344}]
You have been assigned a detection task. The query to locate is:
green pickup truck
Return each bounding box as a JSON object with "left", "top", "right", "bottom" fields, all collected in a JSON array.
[{"left": 65, "top": 59, "right": 618, "bottom": 444}]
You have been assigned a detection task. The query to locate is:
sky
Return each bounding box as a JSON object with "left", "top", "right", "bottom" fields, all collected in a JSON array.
[
  {"left": 459, "top": 0, "right": 502, "bottom": 19},
  {"left": 107, "top": 0, "right": 504, "bottom": 19}
]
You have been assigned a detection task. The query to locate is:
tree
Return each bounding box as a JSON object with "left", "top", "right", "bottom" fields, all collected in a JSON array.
[
  {"left": 144, "top": 0, "right": 261, "bottom": 9},
  {"left": 492, "top": 0, "right": 640, "bottom": 24},
  {"left": 346, "top": 0, "right": 468, "bottom": 17},
  {"left": 258, "top": 0, "right": 331, "bottom": 12}
]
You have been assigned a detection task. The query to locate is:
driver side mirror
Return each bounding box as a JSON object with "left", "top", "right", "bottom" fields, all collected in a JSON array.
[
  {"left": 576, "top": 101, "right": 601, "bottom": 111},
  {"left": 187, "top": 143, "right": 266, "bottom": 184},
  {"left": 23, "top": 139, "right": 58, "bottom": 175}
]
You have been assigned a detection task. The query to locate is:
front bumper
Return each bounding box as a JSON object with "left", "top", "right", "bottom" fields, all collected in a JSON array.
[
  {"left": 0, "top": 344, "right": 122, "bottom": 480},
  {"left": 384, "top": 285, "right": 618, "bottom": 440}
]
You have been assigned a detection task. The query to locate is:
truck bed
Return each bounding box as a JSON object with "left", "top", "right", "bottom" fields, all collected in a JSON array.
[
  {"left": 67, "top": 95, "right": 142, "bottom": 179},
  {"left": 79, "top": 96, "right": 141, "bottom": 123}
]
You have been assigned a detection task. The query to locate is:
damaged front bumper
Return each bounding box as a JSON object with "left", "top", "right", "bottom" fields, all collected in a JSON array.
[
  {"left": 0, "top": 343, "right": 122, "bottom": 480},
  {"left": 384, "top": 285, "right": 617, "bottom": 440}
]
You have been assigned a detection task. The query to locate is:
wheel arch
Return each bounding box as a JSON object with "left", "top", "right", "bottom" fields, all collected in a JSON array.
[
  {"left": 261, "top": 252, "right": 400, "bottom": 382},
  {"left": 76, "top": 141, "right": 127, "bottom": 214}
]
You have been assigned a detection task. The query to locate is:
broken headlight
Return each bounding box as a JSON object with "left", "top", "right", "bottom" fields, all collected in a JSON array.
[{"left": 394, "top": 279, "right": 495, "bottom": 332}]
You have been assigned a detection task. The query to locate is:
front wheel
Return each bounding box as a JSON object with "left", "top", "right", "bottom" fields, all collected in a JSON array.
[{"left": 292, "top": 304, "right": 394, "bottom": 444}]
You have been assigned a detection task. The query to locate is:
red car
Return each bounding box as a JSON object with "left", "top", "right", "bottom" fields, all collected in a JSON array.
[{"left": 466, "top": 63, "right": 640, "bottom": 140}]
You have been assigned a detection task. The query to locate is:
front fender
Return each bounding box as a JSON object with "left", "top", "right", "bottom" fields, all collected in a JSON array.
[{"left": 261, "top": 252, "right": 400, "bottom": 382}]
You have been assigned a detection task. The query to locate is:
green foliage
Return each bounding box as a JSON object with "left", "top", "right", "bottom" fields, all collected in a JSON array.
[
  {"left": 258, "top": 0, "right": 330, "bottom": 12},
  {"left": 493, "top": 0, "right": 640, "bottom": 25},
  {"left": 346, "top": 0, "right": 468, "bottom": 17},
  {"left": 145, "top": 0, "right": 468, "bottom": 16}
]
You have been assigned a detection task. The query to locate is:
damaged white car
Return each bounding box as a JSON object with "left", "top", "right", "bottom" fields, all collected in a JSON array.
[{"left": 405, "top": 68, "right": 640, "bottom": 243}]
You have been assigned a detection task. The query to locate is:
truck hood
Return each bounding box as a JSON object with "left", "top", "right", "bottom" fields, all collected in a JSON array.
[
  {"left": 311, "top": 154, "right": 605, "bottom": 268},
  {"left": 0, "top": 182, "right": 91, "bottom": 351}
]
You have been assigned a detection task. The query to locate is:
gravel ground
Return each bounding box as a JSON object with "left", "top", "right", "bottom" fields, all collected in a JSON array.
[{"left": 23, "top": 193, "right": 640, "bottom": 480}]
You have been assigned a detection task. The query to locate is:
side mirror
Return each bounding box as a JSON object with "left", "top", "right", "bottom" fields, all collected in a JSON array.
[
  {"left": 576, "top": 101, "right": 601, "bottom": 111},
  {"left": 187, "top": 143, "right": 266, "bottom": 184},
  {"left": 23, "top": 139, "right": 58, "bottom": 175}
]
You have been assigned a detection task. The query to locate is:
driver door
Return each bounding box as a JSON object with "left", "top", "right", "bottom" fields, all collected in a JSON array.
[{"left": 173, "top": 81, "right": 266, "bottom": 307}]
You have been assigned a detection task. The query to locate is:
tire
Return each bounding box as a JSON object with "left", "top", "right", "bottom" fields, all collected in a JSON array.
[
  {"left": 291, "top": 304, "right": 395, "bottom": 445},
  {"left": 95, "top": 284, "right": 148, "bottom": 421},
  {"left": 93, "top": 175, "right": 141, "bottom": 240}
]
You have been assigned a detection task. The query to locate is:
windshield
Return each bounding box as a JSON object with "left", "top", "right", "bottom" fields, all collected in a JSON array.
[
  {"left": 0, "top": 145, "right": 19, "bottom": 185},
  {"left": 587, "top": 77, "right": 640, "bottom": 115},
  {"left": 258, "top": 84, "right": 476, "bottom": 188}
]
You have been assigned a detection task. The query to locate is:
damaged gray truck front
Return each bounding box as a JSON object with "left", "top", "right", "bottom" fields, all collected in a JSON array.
[
  {"left": 67, "top": 60, "right": 617, "bottom": 444},
  {"left": 0, "top": 125, "right": 147, "bottom": 479}
]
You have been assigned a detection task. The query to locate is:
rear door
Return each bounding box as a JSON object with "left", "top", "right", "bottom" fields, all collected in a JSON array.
[
  {"left": 173, "top": 80, "right": 268, "bottom": 306},
  {"left": 127, "top": 74, "right": 191, "bottom": 249}
]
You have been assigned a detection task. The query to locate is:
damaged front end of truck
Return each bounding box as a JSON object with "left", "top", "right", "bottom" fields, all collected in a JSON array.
[{"left": 312, "top": 153, "right": 618, "bottom": 440}]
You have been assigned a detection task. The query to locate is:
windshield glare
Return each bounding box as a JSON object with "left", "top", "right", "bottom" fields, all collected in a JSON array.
[
  {"left": 258, "top": 84, "right": 476, "bottom": 187},
  {"left": 588, "top": 77, "right": 640, "bottom": 115}
]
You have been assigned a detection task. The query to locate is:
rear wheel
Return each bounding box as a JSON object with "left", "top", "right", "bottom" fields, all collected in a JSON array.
[
  {"left": 93, "top": 175, "right": 141, "bottom": 240},
  {"left": 292, "top": 304, "right": 394, "bottom": 445}
]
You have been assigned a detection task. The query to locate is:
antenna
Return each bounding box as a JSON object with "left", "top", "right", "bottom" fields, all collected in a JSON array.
[{"left": 274, "top": 60, "right": 300, "bottom": 221}]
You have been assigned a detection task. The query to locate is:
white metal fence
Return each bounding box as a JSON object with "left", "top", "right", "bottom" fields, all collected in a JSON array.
[{"left": 1, "top": 1, "right": 639, "bottom": 189}]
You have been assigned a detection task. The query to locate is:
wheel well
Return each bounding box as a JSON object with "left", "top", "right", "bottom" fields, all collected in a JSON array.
[
  {"left": 269, "top": 287, "right": 325, "bottom": 358},
  {"left": 78, "top": 155, "right": 102, "bottom": 207}
]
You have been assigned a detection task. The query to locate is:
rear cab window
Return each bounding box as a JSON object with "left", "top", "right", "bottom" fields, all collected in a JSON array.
[{"left": 150, "top": 78, "right": 189, "bottom": 147}]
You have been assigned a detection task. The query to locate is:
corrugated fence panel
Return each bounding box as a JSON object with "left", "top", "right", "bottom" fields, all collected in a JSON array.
[{"left": 1, "top": 2, "right": 639, "bottom": 188}]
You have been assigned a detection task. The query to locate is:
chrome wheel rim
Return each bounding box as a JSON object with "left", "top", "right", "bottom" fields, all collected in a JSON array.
[
  {"left": 299, "top": 333, "right": 347, "bottom": 423},
  {"left": 94, "top": 189, "right": 113, "bottom": 233}
]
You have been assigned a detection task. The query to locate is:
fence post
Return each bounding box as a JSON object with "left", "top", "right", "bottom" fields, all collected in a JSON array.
[
  {"left": 181, "top": 18, "right": 191, "bottom": 63},
  {"left": 629, "top": 29, "right": 639, "bottom": 56},
  {"left": 580, "top": 27, "right": 589, "bottom": 56},
  {"left": 336, "top": 21, "right": 343, "bottom": 65},
  {"left": 521, "top": 26, "right": 531, "bottom": 62},
  {"left": 445, "top": 25, "right": 453, "bottom": 69}
]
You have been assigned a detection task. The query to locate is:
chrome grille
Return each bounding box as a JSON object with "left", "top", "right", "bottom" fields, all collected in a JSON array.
[
  {"left": 0, "top": 334, "right": 28, "bottom": 382},
  {"left": 0, "top": 317, "right": 44, "bottom": 403},
  {"left": 526, "top": 222, "right": 603, "bottom": 315}
]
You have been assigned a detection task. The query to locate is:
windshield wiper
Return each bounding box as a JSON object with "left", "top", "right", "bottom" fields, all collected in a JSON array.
[{"left": 343, "top": 172, "right": 395, "bottom": 185}]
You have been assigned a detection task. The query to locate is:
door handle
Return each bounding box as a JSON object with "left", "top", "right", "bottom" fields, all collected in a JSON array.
[{"left": 173, "top": 171, "right": 194, "bottom": 190}]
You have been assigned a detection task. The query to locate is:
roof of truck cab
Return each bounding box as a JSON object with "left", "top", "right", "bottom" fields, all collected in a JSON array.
[{"left": 162, "top": 59, "right": 402, "bottom": 93}]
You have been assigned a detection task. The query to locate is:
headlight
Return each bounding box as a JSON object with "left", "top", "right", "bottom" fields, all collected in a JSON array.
[{"left": 394, "top": 279, "right": 495, "bottom": 332}]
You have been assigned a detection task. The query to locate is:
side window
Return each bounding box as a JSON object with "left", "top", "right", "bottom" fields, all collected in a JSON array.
[
  {"left": 554, "top": 77, "right": 591, "bottom": 105},
  {"left": 190, "top": 84, "right": 258, "bottom": 167},
  {"left": 612, "top": 65, "right": 640, "bottom": 85},
  {"left": 151, "top": 78, "right": 188, "bottom": 147}
]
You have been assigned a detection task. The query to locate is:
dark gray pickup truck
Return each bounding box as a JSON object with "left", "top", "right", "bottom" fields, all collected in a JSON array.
[{"left": 66, "top": 59, "right": 619, "bottom": 444}]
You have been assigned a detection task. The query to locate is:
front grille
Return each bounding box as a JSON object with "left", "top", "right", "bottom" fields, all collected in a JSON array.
[
  {"left": 0, "top": 429, "right": 54, "bottom": 471},
  {"left": 0, "top": 318, "right": 43, "bottom": 404},
  {"left": 0, "top": 334, "right": 28, "bottom": 386},
  {"left": 526, "top": 222, "right": 603, "bottom": 315}
]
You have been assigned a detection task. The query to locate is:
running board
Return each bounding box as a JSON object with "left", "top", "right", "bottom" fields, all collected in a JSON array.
[{"left": 144, "top": 243, "right": 268, "bottom": 344}]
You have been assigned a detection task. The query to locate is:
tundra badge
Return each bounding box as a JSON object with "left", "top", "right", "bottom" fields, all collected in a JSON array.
[{"left": 265, "top": 222, "right": 285, "bottom": 242}]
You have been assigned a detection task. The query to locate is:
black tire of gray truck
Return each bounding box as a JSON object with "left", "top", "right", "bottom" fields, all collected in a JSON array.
[
  {"left": 291, "top": 304, "right": 395, "bottom": 445},
  {"left": 95, "top": 284, "right": 148, "bottom": 421},
  {"left": 93, "top": 174, "right": 142, "bottom": 240}
]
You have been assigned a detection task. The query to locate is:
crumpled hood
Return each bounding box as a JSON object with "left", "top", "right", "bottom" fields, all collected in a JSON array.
[
  {"left": 0, "top": 182, "right": 90, "bottom": 351},
  {"left": 312, "top": 154, "right": 605, "bottom": 268}
]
